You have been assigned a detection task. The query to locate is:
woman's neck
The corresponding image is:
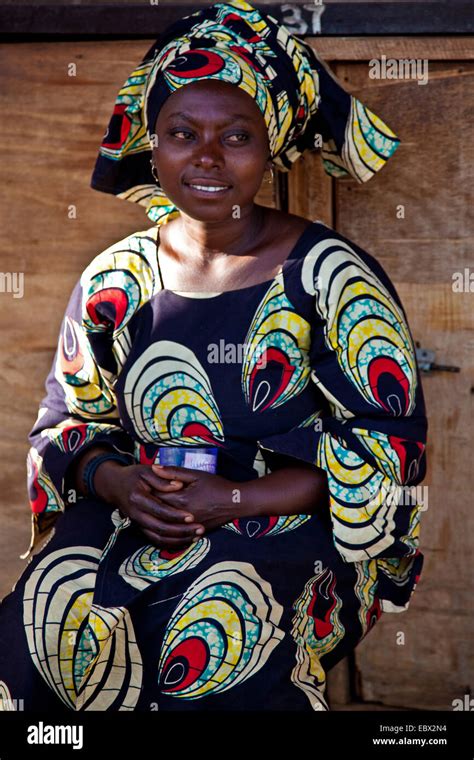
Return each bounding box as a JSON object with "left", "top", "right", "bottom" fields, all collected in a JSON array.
[{"left": 164, "top": 204, "right": 269, "bottom": 264}]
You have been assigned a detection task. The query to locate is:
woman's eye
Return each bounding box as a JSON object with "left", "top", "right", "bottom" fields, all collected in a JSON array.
[
  {"left": 169, "top": 130, "right": 194, "bottom": 139},
  {"left": 168, "top": 130, "right": 249, "bottom": 143}
]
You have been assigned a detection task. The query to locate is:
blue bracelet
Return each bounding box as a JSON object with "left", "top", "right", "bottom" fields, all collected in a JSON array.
[{"left": 82, "top": 453, "right": 131, "bottom": 499}]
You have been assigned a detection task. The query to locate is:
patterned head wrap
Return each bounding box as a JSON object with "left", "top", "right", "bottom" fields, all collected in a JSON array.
[{"left": 91, "top": 0, "right": 401, "bottom": 227}]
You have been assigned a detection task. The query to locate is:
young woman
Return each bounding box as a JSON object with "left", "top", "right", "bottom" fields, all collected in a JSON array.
[{"left": 0, "top": 0, "right": 427, "bottom": 712}]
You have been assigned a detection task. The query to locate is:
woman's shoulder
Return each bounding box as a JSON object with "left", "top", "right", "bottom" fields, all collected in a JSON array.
[
  {"left": 278, "top": 214, "right": 403, "bottom": 313},
  {"left": 78, "top": 225, "right": 159, "bottom": 335},
  {"left": 275, "top": 210, "right": 380, "bottom": 265},
  {"left": 268, "top": 210, "right": 351, "bottom": 263},
  {"left": 80, "top": 225, "right": 158, "bottom": 285},
  {"left": 282, "top": 217, "right": 396, "bottom": 295}
]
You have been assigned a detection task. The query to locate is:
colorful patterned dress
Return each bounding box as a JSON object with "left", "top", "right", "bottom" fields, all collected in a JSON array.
[{"left": 0, "top": 219, "right": 427, "bottom": 711}]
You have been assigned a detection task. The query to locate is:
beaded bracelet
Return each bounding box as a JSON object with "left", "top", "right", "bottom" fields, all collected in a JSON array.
[{"left": 82, "top": 452, "right": 131, "bottom": 499}]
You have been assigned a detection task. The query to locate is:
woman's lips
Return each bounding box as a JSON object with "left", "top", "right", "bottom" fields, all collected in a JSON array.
[{"left": 184, "top": 182, "right": 232, "bottom": 198}]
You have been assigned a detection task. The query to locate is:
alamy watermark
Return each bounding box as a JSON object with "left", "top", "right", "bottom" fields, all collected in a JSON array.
[
  {"left": 369, "top": 55, "right": 429, "bottom": 86},
  {"left": 362, "top": 483, "right": 429, "bottom": 511},
  {"left": 0, "top": 271, "right": 24, "bottom": 298},
  {"left": 452, "top": 267, "right": 474, "bottom": 292},
  {"left": 207, "top": 339, "right": 268, "bottom": 367},
  {"left": 27, "top": 721, "right": 83, "bottom": 750},
  {"left": 452, "top": 694, "right": 474, "bottom": 711}
]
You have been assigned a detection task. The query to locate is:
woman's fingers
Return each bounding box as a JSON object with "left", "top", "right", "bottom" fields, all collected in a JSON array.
[
  {"left": 151, "top": 464, "right": 198, "bottom": 485},
  {"left": 144, "top": 509, "right": 203, "bottom": 536},
  {"left": 130, "top": 489, "right": 195, "bottom": 524},
  {"left": 147, "top": 489, "right": 186, "bottom": 510},
  {"left": 139, "top": 469, "right": 184, "bottom": 492}
]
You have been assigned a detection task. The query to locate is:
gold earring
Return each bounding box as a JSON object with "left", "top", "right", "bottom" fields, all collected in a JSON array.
[
  {"left": 266, "top": 164, "right": 275, "bottom": 184},
  {"left": 150, "top": 158, "right": 160, "bottom": 184}
]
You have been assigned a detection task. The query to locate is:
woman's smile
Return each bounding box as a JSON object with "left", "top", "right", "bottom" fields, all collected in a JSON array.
[{"left": 184, "top": 182, "right": 232, "bottom": 198}]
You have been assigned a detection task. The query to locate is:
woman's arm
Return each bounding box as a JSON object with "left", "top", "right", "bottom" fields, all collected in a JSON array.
[
  {"left": 67, "top": 445, "right": 129, "bottom": 501},
  {"left": 76, "top": 454, "right": 328, "bottom": 518},
  {"left": 24, "top": 274, "right": 136, "bottom": 559},
  {"left": 64, "top": 456, "right": 329, "bottom": 549},
  {"left": 235, "top": 464, "right": 329, "bottom": 518},
  {"left": 137, "top": 462, "right": 330, "bottom": 539}
]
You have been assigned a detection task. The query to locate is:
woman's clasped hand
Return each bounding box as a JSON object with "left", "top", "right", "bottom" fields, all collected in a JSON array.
[{"left": 101, "top": 462, "right": 243, "bottom": 549}]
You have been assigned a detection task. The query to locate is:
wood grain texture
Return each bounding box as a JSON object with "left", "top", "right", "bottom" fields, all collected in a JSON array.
[
  {"left": 310, "top": 37, "right": 474, "bottom": 60},
  {"left": 287, "top": 152, "right": 334, "bottom": 227}
]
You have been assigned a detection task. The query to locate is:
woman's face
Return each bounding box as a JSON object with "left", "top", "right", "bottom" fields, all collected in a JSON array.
[{"left": 152, "top": 79, "right": 272, "bottom": 222}]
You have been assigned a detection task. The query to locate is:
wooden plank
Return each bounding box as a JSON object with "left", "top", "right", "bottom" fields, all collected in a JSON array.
[
  {"left": 354, "top": 607, "right": 474, "bottom": 709},
  {"left": 326, "top": 657, "right": 352, "bottom": 707},
  {"left": 287, "top": 153, "right": 334, "bottom": 227},
  {"left": 1, "top": 3, "right": 473, "bottom": 39},
  {"left": 309, "top": 36, "right": 474, "bottom": 60}
]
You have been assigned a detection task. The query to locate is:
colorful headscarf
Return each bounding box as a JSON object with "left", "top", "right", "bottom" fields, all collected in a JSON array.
[{"left": 90, "top": 0, "right": 401, "bottom": 226}]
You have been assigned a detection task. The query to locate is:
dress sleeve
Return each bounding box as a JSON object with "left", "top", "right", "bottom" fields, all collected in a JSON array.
[
  {"left": 258, "top": 232, "right": 428, "bottom": 611},
  {"left": 23, "top": 272, "right": 136, "bottom": 560}
]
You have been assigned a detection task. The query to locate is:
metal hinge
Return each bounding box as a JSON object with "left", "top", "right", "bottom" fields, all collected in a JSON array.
[{"left": 415, "top": 342, "right": 460, "bottom": 374}]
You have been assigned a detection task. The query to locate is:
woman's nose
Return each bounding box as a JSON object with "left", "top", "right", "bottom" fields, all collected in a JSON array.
[
  {"left": 192, "top": 137, "right": 224, "bottom": 166},
  {"left": 194, "top": 156, "right": 222, "bottom": 171}
]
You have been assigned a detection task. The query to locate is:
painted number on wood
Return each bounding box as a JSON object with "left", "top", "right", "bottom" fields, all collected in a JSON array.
[{"left": 281, "top": 4, "right": 325, "bottom": 35}]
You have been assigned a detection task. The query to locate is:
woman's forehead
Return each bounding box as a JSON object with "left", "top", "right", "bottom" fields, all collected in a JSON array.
[{"left": 158, "top": 79, "right": 262, "bottom": 118}]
